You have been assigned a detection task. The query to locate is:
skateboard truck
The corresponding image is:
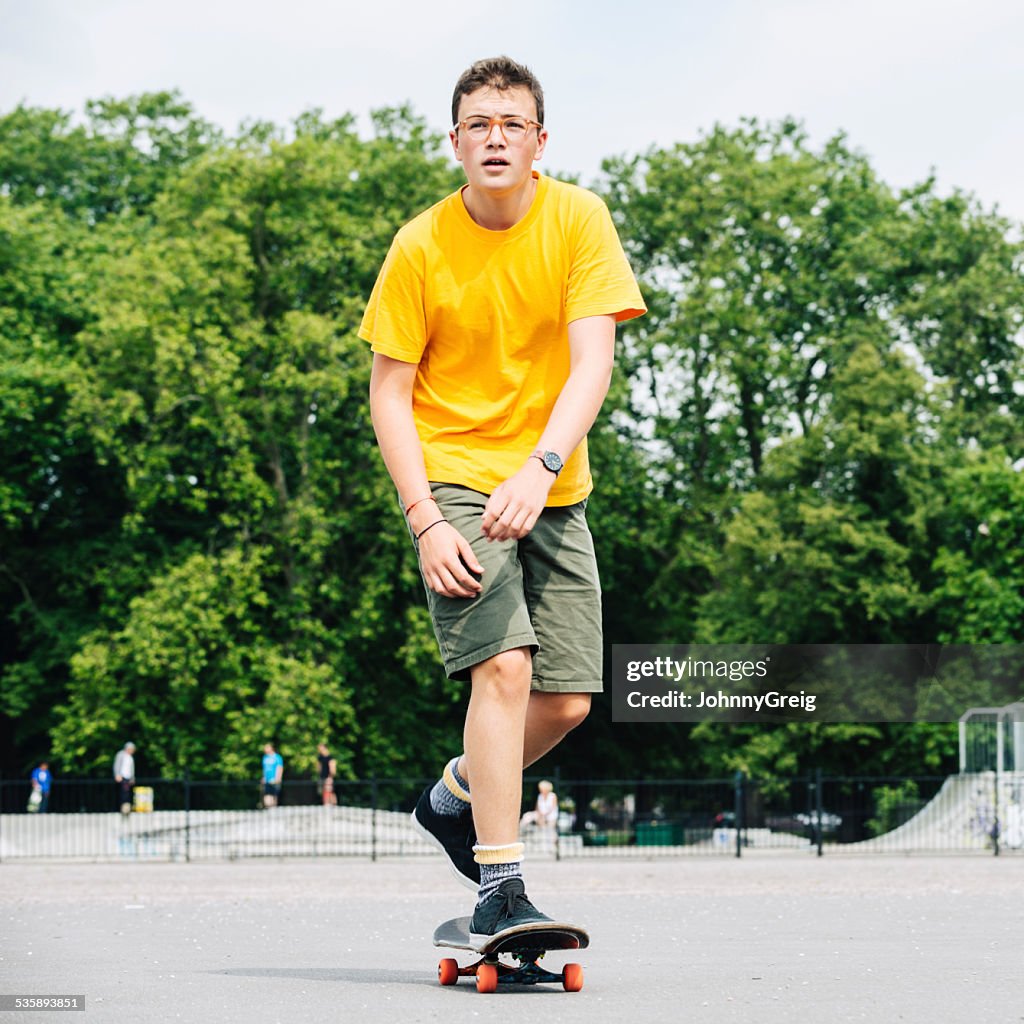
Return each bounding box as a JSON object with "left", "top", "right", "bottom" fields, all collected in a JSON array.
[{"left": 438, "top": 950, "right": 584, "bottom": 993}]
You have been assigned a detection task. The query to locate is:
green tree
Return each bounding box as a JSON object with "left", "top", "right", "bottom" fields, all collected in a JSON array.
[
  {"left": 0, "top": 91, "right": 221, "bottom": 219},
  {"left": 577, "top": 118, "right": 1023, "bottom": 781},
  {"left": 4, "top": 99, "right": 1022, "bottom": 784},
  {"left": 4, "top": 101, "right": 467, "bottom": 778},
  {"left": 931, "top": 451, "right": 1024, "bottom": 642},
  {"left": 0, "top": 194, "right": 132, "bottom": 764}
]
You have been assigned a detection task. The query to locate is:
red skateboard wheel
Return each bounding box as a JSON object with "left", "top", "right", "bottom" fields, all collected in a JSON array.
[
  {"left": 476, "top": 963, "right": 499, "bottom": 993},
  {"left": 562, "top": 962, "right": 584, "bottom": 991}
]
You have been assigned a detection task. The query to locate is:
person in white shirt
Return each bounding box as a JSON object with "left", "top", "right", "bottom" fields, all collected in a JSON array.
[
  {"left": 520, "top": 779, "right": 559, "bottom": 830},
  {"left": 113, "top": 742, "right": 136, "bottom": 815}
]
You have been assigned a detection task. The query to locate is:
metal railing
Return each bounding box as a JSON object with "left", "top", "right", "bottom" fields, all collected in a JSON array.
[{"left": 2, "top": 771, "right": 1020, "bottom": 862}]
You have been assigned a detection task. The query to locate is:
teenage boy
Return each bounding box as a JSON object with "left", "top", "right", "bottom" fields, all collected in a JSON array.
[{"left": 360, "top": 55, "right": 644, "bottom": 942}]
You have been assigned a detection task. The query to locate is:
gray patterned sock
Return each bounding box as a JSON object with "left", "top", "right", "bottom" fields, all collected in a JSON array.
[
  {"left": 477, "top": 860, "right": 523, "bottom": 905},
  {"left": 428, "top": 756, "right": 471, "bottom": 817}
]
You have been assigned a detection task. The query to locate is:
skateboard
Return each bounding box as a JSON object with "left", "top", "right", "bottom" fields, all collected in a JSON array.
[{"left": 433, "top": 916, "right": 589, "bottom": 993}]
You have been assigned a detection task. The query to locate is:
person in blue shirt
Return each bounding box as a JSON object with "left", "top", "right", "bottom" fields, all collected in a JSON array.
[
  {"left": 261, "top": 743, "right": 284, "bottom": 808},
  {"left": 30, "top": 761, "right": 52, "bottom": 813}
]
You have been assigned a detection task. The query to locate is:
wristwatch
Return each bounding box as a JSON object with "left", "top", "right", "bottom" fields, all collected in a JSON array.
[{"left": 530, "top": 449, "right": 564, "bottom": 476}]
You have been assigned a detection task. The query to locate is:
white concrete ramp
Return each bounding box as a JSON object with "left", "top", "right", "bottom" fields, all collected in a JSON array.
[
  {"left": 855, "top": 771, "right": 1024, "bottom": 851},
  {"left": 0, "top": 805, "right": 435, "bottom": 861}
]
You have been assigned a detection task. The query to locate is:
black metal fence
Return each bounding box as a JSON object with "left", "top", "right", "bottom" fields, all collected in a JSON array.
[{"left": 2, "top": 771, "right": 1020, "bottom": 862}]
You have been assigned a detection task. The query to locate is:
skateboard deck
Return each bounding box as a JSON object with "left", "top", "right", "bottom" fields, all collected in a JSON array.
[{"left": 433, "top": 916, "right": 589, "bottom": 992}]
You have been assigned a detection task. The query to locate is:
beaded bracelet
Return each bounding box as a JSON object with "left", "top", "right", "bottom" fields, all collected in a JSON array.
[{"left": 415, "top": 518, "right": 448, "bottom": 541}]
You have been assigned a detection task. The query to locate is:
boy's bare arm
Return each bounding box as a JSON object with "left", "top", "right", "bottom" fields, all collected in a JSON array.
[
  {"left": 481, "top": 314, "right": 616, "bottom": 542},
  {"left": 369, "top": 353, "right": 484, "bottom": 598}
]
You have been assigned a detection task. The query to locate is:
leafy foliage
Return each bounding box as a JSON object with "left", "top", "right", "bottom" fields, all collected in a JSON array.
[
  {"left": 866, "top": 779, "right": 924, "bottom": 837},
  {"left": 2, "top": 100, "right": 1021, "bottom": 783}
]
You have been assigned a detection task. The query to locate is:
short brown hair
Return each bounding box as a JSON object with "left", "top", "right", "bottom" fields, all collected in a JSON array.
[{"left": 451, "top": 56, "right": 544, "bottom": 127}]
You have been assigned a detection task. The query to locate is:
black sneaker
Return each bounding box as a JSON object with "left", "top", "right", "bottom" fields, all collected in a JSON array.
[
  {"left": 469, "top": 877, "right": 553, "bottom": 946},
  {"left": 410, "top": 785, "right": 479, "bottom": 890}
]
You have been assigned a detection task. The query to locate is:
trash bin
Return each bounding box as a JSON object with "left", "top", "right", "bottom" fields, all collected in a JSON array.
[
  {"left": 635, "top": 821, "right": 682, "bottom": 846},
  {"left": 133, "top": 787, "right": 154, "bottom": 813}
]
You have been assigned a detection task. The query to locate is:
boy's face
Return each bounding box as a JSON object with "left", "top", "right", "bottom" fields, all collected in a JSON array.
[{"left": 450, "top": 84, "right": 547, "bottom": 196}]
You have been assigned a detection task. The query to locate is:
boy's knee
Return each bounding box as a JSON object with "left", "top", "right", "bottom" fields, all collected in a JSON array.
[
  {"left": 539, "top": 692, "right": 590, "bottom": 732},
  {"left": 473, "top": 647, "right": 532, "bottom": 701},
  {"left": 559, "top": 693, "right": 591, "bottom": 731}
]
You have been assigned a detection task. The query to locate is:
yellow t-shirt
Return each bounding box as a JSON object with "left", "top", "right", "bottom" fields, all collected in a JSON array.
[{"left": 358, "top": 171, "right": 646, "bottom": 505}]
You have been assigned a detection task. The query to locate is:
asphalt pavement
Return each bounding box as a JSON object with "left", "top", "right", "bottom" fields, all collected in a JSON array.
[{"left": 2, "top": 854, "right": 1022, "bottom": 1023}]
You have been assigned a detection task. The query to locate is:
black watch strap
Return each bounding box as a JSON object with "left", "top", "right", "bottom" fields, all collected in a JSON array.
[{"left": 530, "top": 449, "right": 563, "bottom": 476}]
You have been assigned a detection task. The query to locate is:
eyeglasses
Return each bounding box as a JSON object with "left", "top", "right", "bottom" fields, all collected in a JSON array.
[{"left": 453, "top": 115, "right": 544, "bottom": 143}]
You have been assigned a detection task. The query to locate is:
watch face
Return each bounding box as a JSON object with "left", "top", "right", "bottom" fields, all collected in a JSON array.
[{"left": 543, "top": 451, "right": 563, "bottom": 473}]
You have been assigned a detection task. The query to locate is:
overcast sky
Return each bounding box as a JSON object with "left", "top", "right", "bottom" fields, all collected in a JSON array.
[{"left": 3, "top": 0, "right": 1022, "bottom": 223}]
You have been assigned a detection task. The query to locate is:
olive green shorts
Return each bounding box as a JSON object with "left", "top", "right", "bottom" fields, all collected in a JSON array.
[{"left": 411, "top": 483, "right": 604, "bottom": 692}]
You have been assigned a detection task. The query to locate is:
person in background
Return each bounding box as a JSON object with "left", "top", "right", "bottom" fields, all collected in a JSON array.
[
  {"left": 261, "top": 742, "right": 284, "bottom": 808},
  {"left": 29, "top": 761, "right": 52, "bottom": 813},
  {"left": 520, "top": 779, "right": 559, "bottom": 831},
  {"left": 113, "top": 742, "right": 136, "bottom": 815},
  {"left": 317, "top": 743, "right": 337, "bottom": 806}
]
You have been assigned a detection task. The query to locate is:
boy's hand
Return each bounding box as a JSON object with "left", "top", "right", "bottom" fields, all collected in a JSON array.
[
  {"left": 417, "top": 520, "right": 485, "bottom": 598},
  {"left": 481, "top": 459, "right": 556, "bottom": 542}
]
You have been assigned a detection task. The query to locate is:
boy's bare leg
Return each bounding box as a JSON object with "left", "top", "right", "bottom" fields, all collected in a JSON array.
[
  {"left": 463, "top": 646, "right": 532, "bottom": 845},
  {"left": 521, "top": 691, "right": 591, "bottom": 768},
  {"left": 457, "top": 690, "right": 590, "bottom": 788},
  {"left": 453, "top": 656, "right": 591, "bottom": 933}
]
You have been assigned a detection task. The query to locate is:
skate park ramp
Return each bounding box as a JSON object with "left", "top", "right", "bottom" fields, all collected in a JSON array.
[{"left": 854, "top": 771, "right": 1024, "bottom": 851}]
